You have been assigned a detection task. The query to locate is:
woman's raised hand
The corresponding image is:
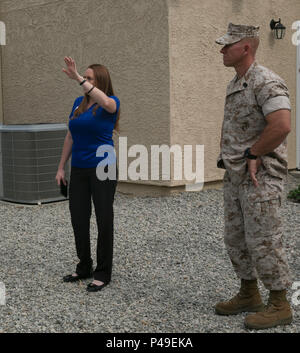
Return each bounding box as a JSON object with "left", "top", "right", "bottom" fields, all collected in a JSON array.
[{"left": 62, "top": 56, "right": 80, "bottom": 80}]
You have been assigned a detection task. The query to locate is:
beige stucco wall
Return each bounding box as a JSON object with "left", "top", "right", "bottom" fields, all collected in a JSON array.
[
  {"left": 168, "top": 0, "right": 299, "bottom": 185},
  {"left": 0, "top": 0, "right": 298, "bottom": 193},
  {"left": 0, "top": 0, "right": 171, "bottom": 167}
]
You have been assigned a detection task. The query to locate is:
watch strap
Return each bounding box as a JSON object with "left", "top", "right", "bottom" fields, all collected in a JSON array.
[{"left": 244, "top": 147, "right": 257, "bottom": 160}]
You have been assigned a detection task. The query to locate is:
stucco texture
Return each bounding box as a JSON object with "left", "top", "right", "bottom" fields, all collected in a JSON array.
[
  {"left": 168, "top": 0, "right": 299, "bottom": 184},
  {"left": 0, "top": 0, "right": 298, "bottom": 190},
  {"left": 0, "top": 0, "right": 170, "bottom": 142}
]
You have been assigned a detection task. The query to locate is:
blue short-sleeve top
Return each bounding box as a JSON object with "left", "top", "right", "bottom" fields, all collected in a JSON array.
[{"left": 68, "top": 95, "right": 120, "bottom": 168}]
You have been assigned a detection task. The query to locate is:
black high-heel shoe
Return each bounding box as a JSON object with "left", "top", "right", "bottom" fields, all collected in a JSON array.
[
  {"left": 63, "top": 272, "right": 93, "bottom": 283},
  {"left": 86, "top": 282, "right": 107, "bottom": 292}
]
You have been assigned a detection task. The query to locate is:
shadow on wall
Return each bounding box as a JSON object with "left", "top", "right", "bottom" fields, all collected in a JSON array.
[
  {"left": 268, "top": 31, "right": 276, "bottom": 49},
  {"left": 232, "top": 0, "right": 244, "bottom": 13}
]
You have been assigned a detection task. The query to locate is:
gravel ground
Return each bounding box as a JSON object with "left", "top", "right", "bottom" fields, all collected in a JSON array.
[{"left": 0, "top": 173, "right": 299, "bottom": 333}]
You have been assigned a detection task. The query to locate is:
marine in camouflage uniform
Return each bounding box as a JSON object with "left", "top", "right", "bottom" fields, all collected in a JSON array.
[
  {"left": 215, "top": 23, "right": 293, "bottom": 329},
  {"left": 221, "top": 61, "right": 292, "bottom": 290}
]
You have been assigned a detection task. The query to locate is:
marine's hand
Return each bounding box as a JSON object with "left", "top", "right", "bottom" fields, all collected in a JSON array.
[
  {"left": 62, "top": 56, "right": 80, "bottom": 80},
  {"left": 247, "top": 158, "right": 261, "bottom": 188}
]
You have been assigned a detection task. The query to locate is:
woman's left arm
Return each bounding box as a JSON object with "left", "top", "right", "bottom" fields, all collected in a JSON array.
[{"left": 63, "top": 56, "right": 117, "bottom": 113}]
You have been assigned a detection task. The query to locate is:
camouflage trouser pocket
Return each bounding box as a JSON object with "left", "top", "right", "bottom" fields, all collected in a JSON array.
[
  {"left": 253, "top": 197, "right": 281, "bottom": 215},
  {"left": 241, "top": 189, "right": 282, "bottom": 231},
  {"left": 242, "top": 194, "right": 291, "bottom": 290}
]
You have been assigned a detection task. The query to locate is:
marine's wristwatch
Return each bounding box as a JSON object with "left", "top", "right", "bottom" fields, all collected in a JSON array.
[{"left": 244, "top": 147, "right": 257, "bottom": 160}]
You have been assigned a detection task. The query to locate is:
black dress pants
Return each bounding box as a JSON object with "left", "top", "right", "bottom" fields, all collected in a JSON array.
[{"left": 69, "top": 166, "right": 117, "bottom": 283}]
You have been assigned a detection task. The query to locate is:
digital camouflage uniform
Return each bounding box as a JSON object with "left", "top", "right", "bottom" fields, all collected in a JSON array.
[{"left": 218, "top": 60, "right": 292, "bottom": 291}]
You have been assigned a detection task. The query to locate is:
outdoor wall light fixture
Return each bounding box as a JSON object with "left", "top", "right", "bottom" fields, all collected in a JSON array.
[{"left": 270, "top": 18, "right": 286, "bottom": 39}]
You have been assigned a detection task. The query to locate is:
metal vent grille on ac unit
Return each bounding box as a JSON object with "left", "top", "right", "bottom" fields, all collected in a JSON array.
[{"left": 0, "top": 124, "right": 70, "bottom": 204}]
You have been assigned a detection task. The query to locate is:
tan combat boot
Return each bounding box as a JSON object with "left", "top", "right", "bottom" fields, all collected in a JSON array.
[
  {"left": 244, "top": 289, "right": 293, "bottom": 330},
  {"left": 215, "top": 279, "right": 264, "bottom": 315}
]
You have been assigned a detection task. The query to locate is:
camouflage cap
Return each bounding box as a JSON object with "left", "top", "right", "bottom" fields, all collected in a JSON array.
[{"left": 216, "top": 23, "right": 259, "bottom": 45}]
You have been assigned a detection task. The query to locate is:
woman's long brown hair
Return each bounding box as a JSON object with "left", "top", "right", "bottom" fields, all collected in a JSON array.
[{"left": 72, "top": 64, "right": 120, "bottom": 132}]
